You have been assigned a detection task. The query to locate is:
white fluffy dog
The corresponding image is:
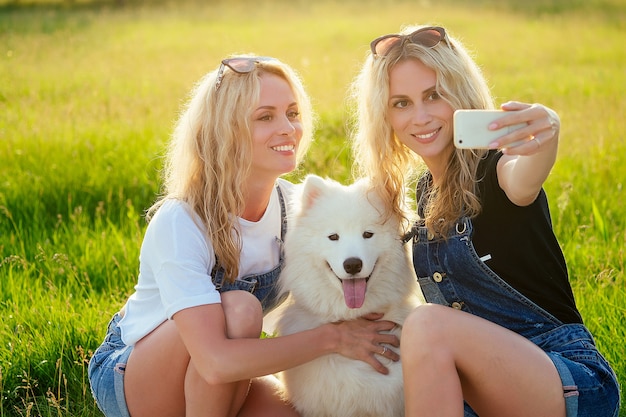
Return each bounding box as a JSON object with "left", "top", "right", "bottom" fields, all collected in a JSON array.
[{"left": 274, "top": 175, "right": 423, "bottom": 417}]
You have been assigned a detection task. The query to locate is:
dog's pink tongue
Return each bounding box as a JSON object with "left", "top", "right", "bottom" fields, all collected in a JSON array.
[{"left": 342, "top": 278, "right": 367, "bottom": 309}]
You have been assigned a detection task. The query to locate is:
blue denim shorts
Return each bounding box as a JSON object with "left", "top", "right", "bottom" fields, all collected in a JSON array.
[
  {"left": 88, "top": 313, "right": 132, "bottom": 417},
  {"left": 461, "top": 323, "right": 621, "bottom": 417},
  {"left": 535, "top": 324, "right": 621, "bottom": 417}
]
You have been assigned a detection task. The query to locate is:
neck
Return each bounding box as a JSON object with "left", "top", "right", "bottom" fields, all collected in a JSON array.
[
  {"left": 241, "top": 180, "right": 276, "bottom": 222},
  {"left": 423, "top": 144, "right": 455, "bottom": 186}
]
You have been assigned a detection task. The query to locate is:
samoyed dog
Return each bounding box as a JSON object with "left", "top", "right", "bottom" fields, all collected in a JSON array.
[{"left": 274, "top": 175, "right": 423, "bottom": 417}]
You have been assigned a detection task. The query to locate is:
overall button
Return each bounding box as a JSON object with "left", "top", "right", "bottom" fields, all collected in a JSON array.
[
  {"left": 451, "top": 302, "right": 463, "bottom": 310},
  {"left": 433, "top": 272, "right": 443, "bottom": 282}
]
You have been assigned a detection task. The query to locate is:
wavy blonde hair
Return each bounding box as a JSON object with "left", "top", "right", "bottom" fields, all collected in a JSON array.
[
  {"left": 351, "top": 25, "right": 493, "bottom": 235},
  {"left": 148, "top": 55, "right": 314, "bottom": 281}
]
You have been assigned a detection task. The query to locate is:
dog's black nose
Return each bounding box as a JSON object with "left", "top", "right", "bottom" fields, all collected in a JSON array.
[{"left": 343, "top": 257, "right": 363, "bottom": 275}]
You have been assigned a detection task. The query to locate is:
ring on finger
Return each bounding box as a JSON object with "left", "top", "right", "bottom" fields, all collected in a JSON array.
[{"left": 381, "top": 346, "right": 387, "bottom": 355}]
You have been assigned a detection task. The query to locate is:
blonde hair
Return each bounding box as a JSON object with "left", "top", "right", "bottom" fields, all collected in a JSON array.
[
  {"left": 351, "top": 25, "right": 493, "bottom": 235},
  {"left": 148, "top": 55, "right": 314, "bottom": 281}
]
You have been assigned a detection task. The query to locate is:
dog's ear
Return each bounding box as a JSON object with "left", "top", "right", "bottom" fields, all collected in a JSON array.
[{"left": 301, "top": 175, "right": 327, "bottom": 210}]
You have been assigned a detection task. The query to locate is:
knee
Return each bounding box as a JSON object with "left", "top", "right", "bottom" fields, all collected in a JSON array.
[
  {"left": 221, "top": 290, "right": 263, "bottom": 339},
  {"left": 403, "top": 303, "right": 449, "bottom": 332},
  {"left": 401, "top": 304, "right": 452, "bottom": 354}
]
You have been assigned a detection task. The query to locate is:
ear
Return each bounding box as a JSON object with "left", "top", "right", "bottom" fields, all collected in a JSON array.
[{"left": 300, "top": 174, "right": 327, "bottom": 211}]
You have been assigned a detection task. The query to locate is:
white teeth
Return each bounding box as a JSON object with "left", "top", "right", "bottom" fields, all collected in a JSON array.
[
  {"left": 415, "top": 130, "right": 437, "bottom": 139},
  {"left": 272, "top": 145, "right": 295, "bottom": 152}
]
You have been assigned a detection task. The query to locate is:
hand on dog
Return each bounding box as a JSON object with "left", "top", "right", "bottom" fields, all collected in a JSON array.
[{"left": 332, "top": 312, "right": 400, "bottom": 374}]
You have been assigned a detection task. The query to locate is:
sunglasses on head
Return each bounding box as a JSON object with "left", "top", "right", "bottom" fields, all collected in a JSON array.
[
  {"left": 370, "top": 26, "right": 448, "bottom": 57},
  {"left": 215, "top": 56, "right": 276, "bottom": 91}
]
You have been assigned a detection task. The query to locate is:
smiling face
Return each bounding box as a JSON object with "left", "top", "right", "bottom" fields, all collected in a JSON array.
[
  {"left": 250, "top": 72, "right": 303, "bottom": 182},
  {"left": 387, "top": 58, "right": 455, "bottom": 172}
]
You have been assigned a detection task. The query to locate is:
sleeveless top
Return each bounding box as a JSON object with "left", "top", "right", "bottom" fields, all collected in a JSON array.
[{"left": 413, "top": 150, "right": 581, "bottom": 324}]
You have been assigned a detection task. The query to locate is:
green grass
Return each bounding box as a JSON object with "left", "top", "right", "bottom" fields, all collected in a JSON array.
[{"left": 1, "top": 0, "right": 624, "bottom": 415}]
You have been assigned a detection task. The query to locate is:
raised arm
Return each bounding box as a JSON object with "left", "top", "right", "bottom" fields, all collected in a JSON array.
[{"left": 490, "top": 101, "right": 561, "bottom": 206}]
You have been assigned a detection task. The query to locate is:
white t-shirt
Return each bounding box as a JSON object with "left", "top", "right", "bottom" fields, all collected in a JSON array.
[{"left": 119, "top": 179, "right": 294, "bottom": 346}]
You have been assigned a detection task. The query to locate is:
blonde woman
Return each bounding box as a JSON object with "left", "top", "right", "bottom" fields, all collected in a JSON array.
[
  {"left": 89, "top": 55, "right": 399, "bottom": 417},
  {"left": 351, "top": 25, "right": 620, "bottom": 417}
]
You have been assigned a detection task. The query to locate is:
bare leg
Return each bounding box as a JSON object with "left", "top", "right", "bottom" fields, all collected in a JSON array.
[
  {"left": 183, "top": 357, "right": 252, "bottom": 417},
  {"left": 401, "top": 304, "right": 566, "bottom": 417},
  {"left": 238, "top": 374, "right": 300, "bottom": 417},
  {"left": 125, "top": 291, "right": 263, "bottom": 417}
]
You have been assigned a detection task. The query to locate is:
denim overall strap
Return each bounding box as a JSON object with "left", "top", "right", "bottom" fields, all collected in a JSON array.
[
  {"left": 211, "top": 185, "right": 287, "bottom": 312},
  {"left": 276, "top": 183, "right": 287, "bottom": 256},
  {"left": 412, "top": 216, "right": 562, "bottom": 340}
]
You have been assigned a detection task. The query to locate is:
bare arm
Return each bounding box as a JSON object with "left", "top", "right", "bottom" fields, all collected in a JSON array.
[
  {"left": 488, "top": 102, "right": 561, "bottom": 206},
  {"left": 174, "top": 303, "right": 399, "bottom": 385}
]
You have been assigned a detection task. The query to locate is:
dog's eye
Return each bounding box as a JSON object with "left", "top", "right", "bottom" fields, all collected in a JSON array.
[
  {"left": 363, "top": 231, "right": 374, "bottom": 239},
  {"left": 328, "top": 233, "right": 339, "bottom": 241}
]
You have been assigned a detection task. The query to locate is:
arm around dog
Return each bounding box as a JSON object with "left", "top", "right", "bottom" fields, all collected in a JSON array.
[{"left": 177, "top": 306, "right": 400, "bottom": 385}]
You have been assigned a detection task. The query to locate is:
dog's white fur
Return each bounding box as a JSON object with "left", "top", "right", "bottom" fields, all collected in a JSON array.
[{"left": 275, "top": 175, "right": 423, "bottom": 417}]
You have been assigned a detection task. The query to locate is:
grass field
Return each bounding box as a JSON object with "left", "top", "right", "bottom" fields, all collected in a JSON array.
[{"left": 1, "top": 0, "right": 624, "bottom": 415}]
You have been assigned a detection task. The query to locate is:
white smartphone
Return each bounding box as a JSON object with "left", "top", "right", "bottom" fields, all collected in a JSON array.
[{"left": 453, "top": 110, "right": 527, "bottom": 149}]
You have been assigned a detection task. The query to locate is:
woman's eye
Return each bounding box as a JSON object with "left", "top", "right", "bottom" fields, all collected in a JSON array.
[
  {"left": 427, "top": 91, "right": 441, "bottom": 101},
  {"left": 393, "top": 100, "right": 409, "bottom": 108}
]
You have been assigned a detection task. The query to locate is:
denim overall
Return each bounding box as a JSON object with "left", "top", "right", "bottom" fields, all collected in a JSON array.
[
  {"left": 88, "top": 185, "right": 289, "bottom": 417},
  {"left": 210, "top": 184, "right": 288, "bottom": 313},
  {"left": 410, "top": 218, "right": 620, "bottom": 417}
]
